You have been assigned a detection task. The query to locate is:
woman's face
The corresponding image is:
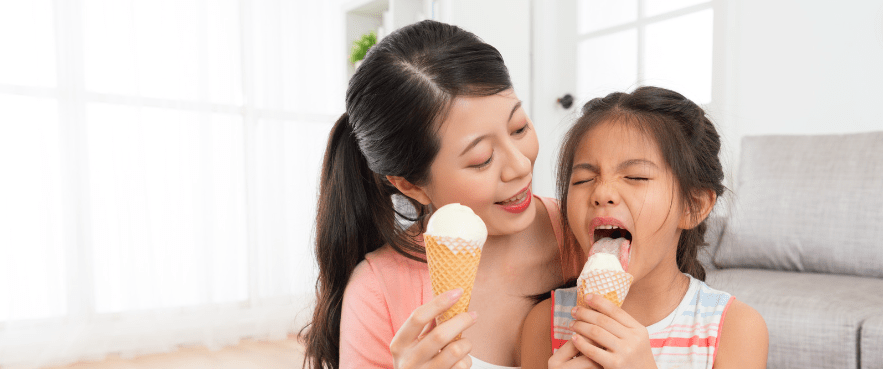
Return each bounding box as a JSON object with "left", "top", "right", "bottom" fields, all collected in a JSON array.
[
  {"left": 420, "top": 89, "right": 538, "bottom": 236},
  {"left": 566, "top": 120, "right": 685, "bottom": 279}
]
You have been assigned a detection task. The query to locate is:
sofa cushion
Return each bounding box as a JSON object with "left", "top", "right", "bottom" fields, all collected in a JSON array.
[
  {"left": 861, "top": 314, "right": 883, "bottom": 369},
  {"left": 714, "top": 132, "right": 883, "bottom": 278},
  {"left": 705, "top": 269, "right": 883, "bottom": 369}
]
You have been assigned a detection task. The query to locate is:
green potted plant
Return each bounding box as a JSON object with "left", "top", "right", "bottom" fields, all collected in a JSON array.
[{"left": 350, "top": 31, "right": 377, "bottom": 69}]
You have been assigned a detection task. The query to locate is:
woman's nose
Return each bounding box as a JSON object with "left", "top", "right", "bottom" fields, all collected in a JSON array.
[{"left": 500, "top": 143, "right": 532, "bottom": 182}]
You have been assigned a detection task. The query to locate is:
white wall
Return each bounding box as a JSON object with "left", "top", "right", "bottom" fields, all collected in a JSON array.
[
  {"left": 364, "top": 1, "right": 883, "bottom": 199},
  {"left": 723, "top": 0, "right": 883, "bottom": 175},
  {"left": 436, "top": 0, "right": 532, "bottom": 110}
]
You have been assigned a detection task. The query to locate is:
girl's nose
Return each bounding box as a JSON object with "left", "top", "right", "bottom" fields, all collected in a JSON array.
[
  {"left": 500, "top": 143, "right": 532, "bottom": 182},
  {"left": 591, "top": 181, "right": 621, "bottom": 207}
]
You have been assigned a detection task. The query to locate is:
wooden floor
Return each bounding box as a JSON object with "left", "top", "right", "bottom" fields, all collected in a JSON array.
[{"left": 43, "top": 335, "right": 305, "bottom": 369}]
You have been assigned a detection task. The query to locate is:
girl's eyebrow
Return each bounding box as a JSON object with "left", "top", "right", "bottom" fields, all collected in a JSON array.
[
  {"left": 572, "top": 159, "right": 659, "bottom": 172},
  {"left": 572, "top": 162, "right": 599, "bottom": 173},
  {"left": 617, "top": 159, "right": 659, "bottom": 171}
]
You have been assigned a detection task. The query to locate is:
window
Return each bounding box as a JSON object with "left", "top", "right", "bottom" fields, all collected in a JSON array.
[
  {"left": 0, "top": 1, "right": 341, "bottom": 365},
  {"left": 576, "top": 0, "right": 715, "bottom": 104}
]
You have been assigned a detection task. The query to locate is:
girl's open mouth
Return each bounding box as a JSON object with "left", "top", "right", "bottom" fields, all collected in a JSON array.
[
  {"left": 592, "top": 226, "right": 632, "bottom": 244},
  {"left": 590, "top": 224, "right": 632, "bottom": 272}
]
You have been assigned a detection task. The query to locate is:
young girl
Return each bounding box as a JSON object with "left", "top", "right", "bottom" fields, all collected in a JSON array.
[
  {"left": 520, "top": 86, "right": 768, "bottom": 369},
  {"left": 304, "top": 20, "right": 583, "bottom": 369}
]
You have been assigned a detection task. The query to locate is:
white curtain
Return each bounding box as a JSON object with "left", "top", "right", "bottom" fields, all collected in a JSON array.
[{"left": 0, "top": 0, "right": 343, "bottom": 367}]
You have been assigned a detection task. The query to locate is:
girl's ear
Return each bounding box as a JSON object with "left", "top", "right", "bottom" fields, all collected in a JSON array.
[
  {"left": 386, "top": 175, "right": 432, "bottom": 205},
  {"left": 679, "top": 189, "right": 717, "bottom": 230}
]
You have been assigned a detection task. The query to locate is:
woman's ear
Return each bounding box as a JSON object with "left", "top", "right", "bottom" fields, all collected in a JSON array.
[
  {"left": 679, "top": 189, "right": 717, "bottom": 230},
  {"left": 386, "top": 175, "right": 432, "bottom": 205}
]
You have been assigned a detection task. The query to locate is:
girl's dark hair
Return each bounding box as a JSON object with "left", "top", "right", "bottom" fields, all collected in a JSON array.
[
  {"left": 556, "top": 86, "right": 725, "bottom": 282},
  {"left": 303, "top": 20, "right": 512, "bottom": 369}
]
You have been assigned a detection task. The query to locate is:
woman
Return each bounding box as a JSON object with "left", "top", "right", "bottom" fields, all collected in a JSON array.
[{"left": 304, "top": 20, "right": 583, "bottom": 369}]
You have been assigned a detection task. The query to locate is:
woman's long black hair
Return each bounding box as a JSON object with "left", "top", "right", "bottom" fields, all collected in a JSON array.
[{"left": 303, "top": 20, "right": 513, "bottom": 369}]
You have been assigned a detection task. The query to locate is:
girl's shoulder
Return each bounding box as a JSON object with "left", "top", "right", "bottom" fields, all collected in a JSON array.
[
  {"left": 655, "top": 278, "right": 766, "bottom": 368},
  {"left": 713, "top": 298, "right": 768, "bottom": 368},
  {"left": 520, "top": 284, "right": 578, "bottom": 365},
  {"left": 520, "top": 297, "right": 554, "bottom": 368}
]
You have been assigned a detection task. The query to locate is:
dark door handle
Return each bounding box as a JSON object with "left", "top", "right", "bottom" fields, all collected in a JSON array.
[{"left": 557, "top": 94, "right": 574, "bottom": 109}]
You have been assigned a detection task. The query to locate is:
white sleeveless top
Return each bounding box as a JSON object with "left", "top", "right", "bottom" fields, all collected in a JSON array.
[
  {"left": 469, "top": 355, "right": 519, "bottom": 369},
  {"left": 552, "top": 275, "right": 734, "bottom": 369}
]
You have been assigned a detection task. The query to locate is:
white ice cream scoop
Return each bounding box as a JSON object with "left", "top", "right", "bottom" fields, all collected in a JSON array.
[{"left": 425, "top": 203, "right": 487, "bottom": 253}]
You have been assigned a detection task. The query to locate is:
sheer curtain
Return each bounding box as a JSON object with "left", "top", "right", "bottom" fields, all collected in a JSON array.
[{"left": 0, "top": 0, "right": 343, "bottom": 367}]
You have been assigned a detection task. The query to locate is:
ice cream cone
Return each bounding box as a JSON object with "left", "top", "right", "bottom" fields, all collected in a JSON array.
[
  {"left": 424, "top": 234, "right": 483, "bottom": 325},
  {"left": 577, "top": 269, "right": 634, "bottom": 308}
]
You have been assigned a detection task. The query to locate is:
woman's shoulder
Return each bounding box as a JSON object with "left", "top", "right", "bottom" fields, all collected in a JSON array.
[
  {"left": 364, "top": 242, "right": 425, "bottom": 266},
  {"left": 533, "top": 195, "right": 584, "bottom": 280},
  {"left": 534, "top": 195, "right": 561, "bottom": 223},
  {"left": 348, "top": 244, "right": 432, "bottom": 327},
  {"left": 352, "top": 244, "right": 429, "bottom": 290}
]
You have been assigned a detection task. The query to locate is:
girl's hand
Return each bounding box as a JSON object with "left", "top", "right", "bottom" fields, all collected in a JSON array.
[
  {"left": 547, "top": 340, "right": 602, "bottom": 369},
  {"left": 389, "top": 288, "right": 478, "bottom": 369},
  {"left": 568, "top": 294, "right": 657, "bottom": 369}
]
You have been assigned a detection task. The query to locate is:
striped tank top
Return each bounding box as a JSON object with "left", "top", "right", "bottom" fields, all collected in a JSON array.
[{"left": 551, "top": 275, "right": 734, "bottom": 369}]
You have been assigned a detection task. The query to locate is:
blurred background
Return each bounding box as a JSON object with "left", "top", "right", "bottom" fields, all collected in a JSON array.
[{"left": 1, "top": 0, "right": 881, "bottom": 367}]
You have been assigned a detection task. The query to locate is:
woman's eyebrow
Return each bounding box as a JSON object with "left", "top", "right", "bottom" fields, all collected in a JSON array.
[
  {"left": 508, "top": 101, "right": 522, "bottom": 121},
  {"left": 459, "top": 101, "right": 523, "bottom": 157},
  {"left": 460, "top": 134, "right": 491, "bottom": 156}
]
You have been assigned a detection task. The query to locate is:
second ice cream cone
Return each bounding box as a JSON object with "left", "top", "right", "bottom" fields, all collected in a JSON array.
[
  {"left": 424, "top": 234, "right": 483, "bottom": 325},
  {"left": 577, "top": 269, "right": 634, "bottom": 308}
]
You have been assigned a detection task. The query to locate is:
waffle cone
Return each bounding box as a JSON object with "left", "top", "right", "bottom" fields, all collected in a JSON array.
[
  {"left": 577, "top": 270, "right": 634, "bottom": 308},
  {"left": 424, "top": 234, "right": 483, "bottom": 326}
]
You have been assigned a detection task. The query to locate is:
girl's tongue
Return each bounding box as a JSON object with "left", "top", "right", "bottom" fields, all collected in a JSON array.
[{"left": 588, "top": 237, "right": 631, "bottom": 272}]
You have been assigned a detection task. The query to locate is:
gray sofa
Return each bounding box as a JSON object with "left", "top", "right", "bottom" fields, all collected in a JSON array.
[{"left": 698, "top": 132, "right": 883, "bottom": 369}]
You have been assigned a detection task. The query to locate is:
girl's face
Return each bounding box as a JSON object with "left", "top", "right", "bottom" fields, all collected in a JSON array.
[
  {"left": 420, "top": 89, "right": 538, "bottom": 236},
  {"left": 567, "top": 120, "right": 687, "bottom": 280}
]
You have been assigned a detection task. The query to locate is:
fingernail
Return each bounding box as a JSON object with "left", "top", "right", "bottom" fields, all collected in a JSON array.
[
  {"left": 448, "top": 288, "right": 463, "bottom": 302},
  {"left": 571, "top": 334, "right": 579, "bottom": 341},
  {"left": 469, "top": 311, "right": 479, "bottom": 321},
  {"left": 585, "top": 294, "right": 593, "bottom": 303},
  {"left": 568, "top": 321, "right": 574, "bottom": 329},
  {"left": 571, "top": 307, "right": 578, "bottom": 317}
]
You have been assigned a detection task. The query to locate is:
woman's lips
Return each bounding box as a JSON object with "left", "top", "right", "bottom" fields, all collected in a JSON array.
[{"left": 498, "top": 187, "right": 532, "bottom": 213}]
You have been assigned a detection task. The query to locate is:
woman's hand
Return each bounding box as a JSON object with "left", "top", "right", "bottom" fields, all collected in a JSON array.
[
  {"left": 564, "top": 294, "right": 657, "bottom": 369},
  {"left": 389, "top": 288, "right": 478, "bottom": 369}
]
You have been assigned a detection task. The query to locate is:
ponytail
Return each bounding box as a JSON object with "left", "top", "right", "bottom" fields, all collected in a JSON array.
[{"left": 303, "top": 113, "right": 428, "bottom": 369}]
